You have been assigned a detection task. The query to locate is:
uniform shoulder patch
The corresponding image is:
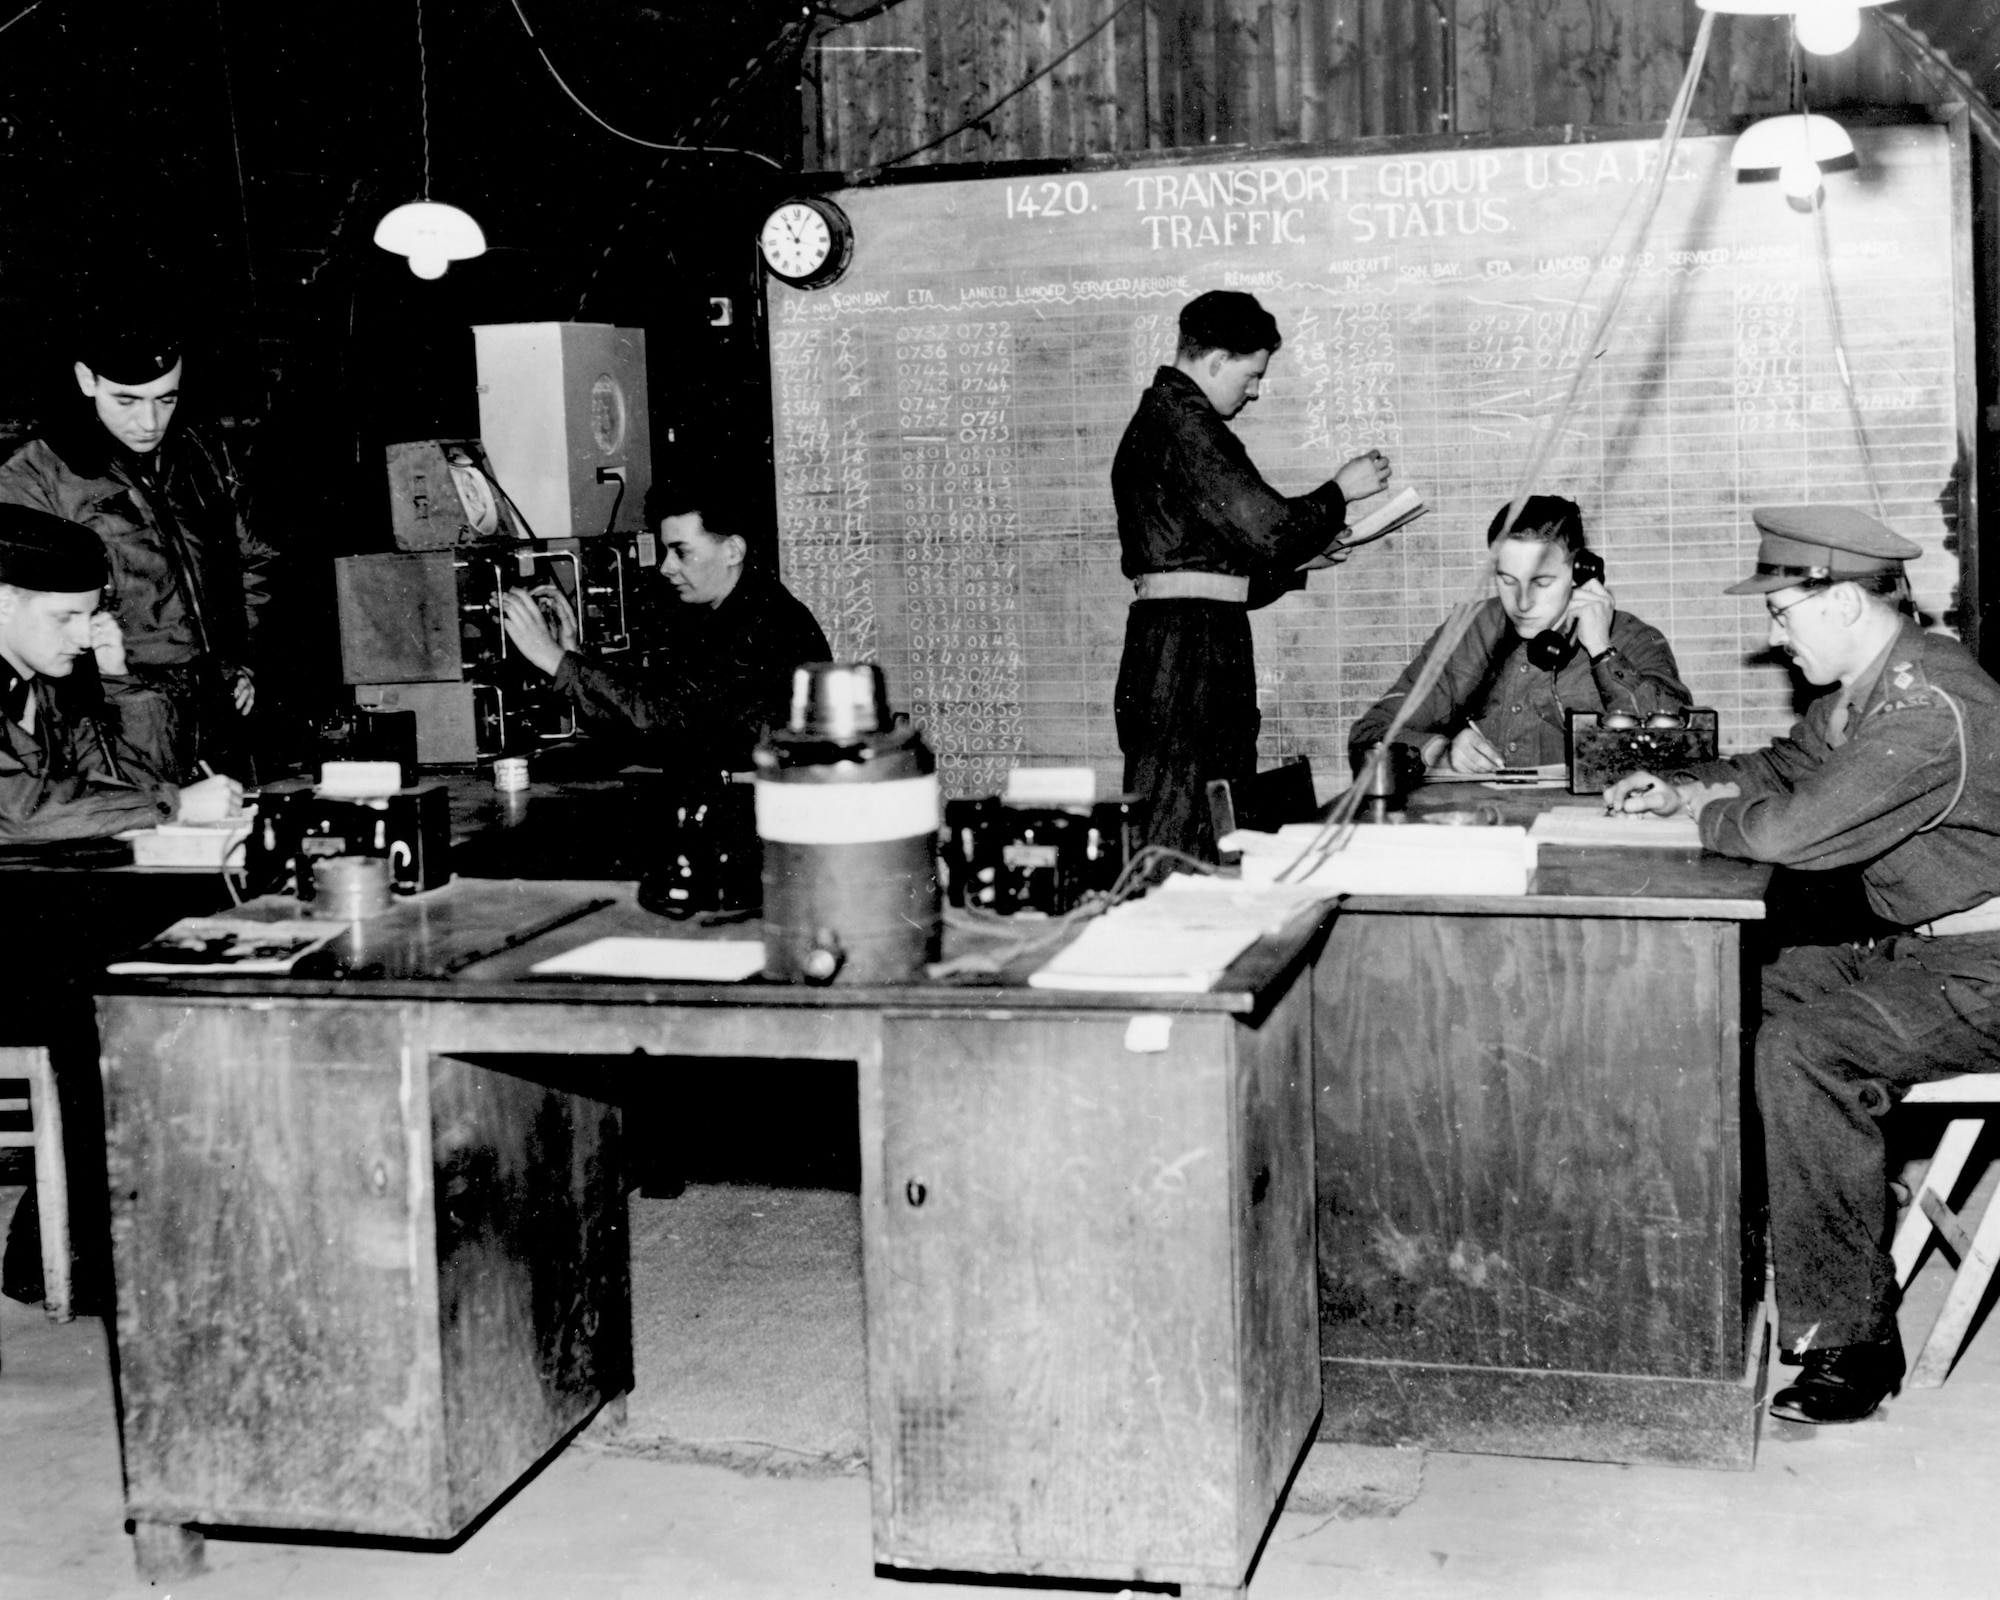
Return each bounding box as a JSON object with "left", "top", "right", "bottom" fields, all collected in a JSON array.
[{"left": 1870, "top": 693, "right": 1936, "bottom": 717}]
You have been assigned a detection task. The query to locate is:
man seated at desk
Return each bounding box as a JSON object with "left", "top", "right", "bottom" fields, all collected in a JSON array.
[
  {"left": 1348, "top": 495, "right": 1690, "bottom": 775},
  {"left": 1, "top": 502, "right": 242, "bottom": 845},
  {"left": 2, "top": 501, "right": 242, "bottom": 1312},
  {"left": 498, "top": 478, "right": 831, "bottom": 782},
  {"left": 1609, "top": 505, "right": 2000, "bottom": 1426}
]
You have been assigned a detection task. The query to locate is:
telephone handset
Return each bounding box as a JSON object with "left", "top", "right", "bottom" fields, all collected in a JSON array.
[{"left": 1525, "top": 548, "right": 1606, "bottom": 670}]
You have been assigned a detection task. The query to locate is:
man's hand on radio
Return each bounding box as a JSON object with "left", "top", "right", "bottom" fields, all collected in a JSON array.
[{"left": 500, "top": 590, "right": 569, "bottom": 677}]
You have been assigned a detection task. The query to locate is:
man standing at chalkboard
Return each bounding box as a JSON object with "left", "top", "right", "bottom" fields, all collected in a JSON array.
[{"left": 1112, "top": 289, "right": 1391, "bottom": 861}]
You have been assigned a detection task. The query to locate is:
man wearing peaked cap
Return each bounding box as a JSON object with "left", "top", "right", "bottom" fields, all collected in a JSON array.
[
  {"left": 0, "top": 501, "right": 242, "bottom": 844},
  {"left": 1722, "top": 504, "right": 1925, "bottom": 595},
  {"left": 0, "top": 311, "right": 279, "bottom": 781},
  {"left": 1610, "top": 504, "right": 2000, "bottom": 1426}
]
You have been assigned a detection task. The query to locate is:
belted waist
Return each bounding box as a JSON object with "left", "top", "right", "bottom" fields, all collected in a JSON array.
[
  {"left": 1132, "top": 571, "right": 1251, "bottom": 604},
  {"left": 1917, "top": 895, "right": 2000, "bottom": 937}
]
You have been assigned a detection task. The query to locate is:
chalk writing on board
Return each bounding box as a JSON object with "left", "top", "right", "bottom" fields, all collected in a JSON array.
[{"left": 770, "top": 128, "right": 1962, "bottom": 798}]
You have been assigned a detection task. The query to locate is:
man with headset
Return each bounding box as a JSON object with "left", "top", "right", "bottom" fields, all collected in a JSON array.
[{"left": 1610, "top": 505, "right": 2000, "bottom": 1426}]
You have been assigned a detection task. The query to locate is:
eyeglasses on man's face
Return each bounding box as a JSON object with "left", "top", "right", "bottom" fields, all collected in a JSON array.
[{"left": 1766, "top": 591, "right": 1823, "bottom": 632}]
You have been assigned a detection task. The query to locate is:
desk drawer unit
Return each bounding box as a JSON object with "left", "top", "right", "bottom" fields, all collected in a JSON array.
[
  {"left": 101, "top": 996, "right": 630, "bottom": 1540},
  {"left": 866, "top": 988, "right": 1320, "bottom": 1596}
]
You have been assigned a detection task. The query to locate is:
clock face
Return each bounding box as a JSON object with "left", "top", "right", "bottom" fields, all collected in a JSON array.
[{"left": 759, "top": 199, "right": 851, "bottom": 288}]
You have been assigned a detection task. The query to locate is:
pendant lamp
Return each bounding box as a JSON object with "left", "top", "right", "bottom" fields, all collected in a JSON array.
[
  {"left": 1731, "top": 111, "right": 1859, "bottom": 211},
  {"left": 1693, "top": 0, "right": 1889, "bottom": 58},
  {"left": 374, "top": 0, "right": 486, "bottom": 279}
]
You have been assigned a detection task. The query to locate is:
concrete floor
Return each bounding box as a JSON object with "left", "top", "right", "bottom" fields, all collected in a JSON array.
[{"left": 5, "top": 1195, "right": 1998, "bottom": 1600}]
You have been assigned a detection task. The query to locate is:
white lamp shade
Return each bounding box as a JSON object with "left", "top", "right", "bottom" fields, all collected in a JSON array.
[
  {"left": 1731, "top": 113, "right": 1859, "bottom": 183},
  {"left": 374, "top": 200, "right": 487, "bottom": 279}
]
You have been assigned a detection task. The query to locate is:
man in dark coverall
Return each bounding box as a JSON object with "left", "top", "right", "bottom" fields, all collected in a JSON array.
[
  {"left": 1609, "top": 505, "right": 2000, "bottom": 1425},
  {"left": 1112, "top": 290, "right": 1392, "bottom": 861}
]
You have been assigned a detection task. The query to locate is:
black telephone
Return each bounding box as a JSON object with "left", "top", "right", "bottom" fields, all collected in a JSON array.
[{"left": 1525, "top": 548, "right": 1606, "bottom": 670}]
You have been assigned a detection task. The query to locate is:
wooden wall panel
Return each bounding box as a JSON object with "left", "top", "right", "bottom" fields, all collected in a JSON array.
[{"left": 805, "top": 0, "right": 1942, "bottom": 171}]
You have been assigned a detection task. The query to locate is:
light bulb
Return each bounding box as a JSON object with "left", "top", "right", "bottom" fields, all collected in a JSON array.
[
  {"left": 1794, "top": 4, "right": 1860, "bottom": 55},
  {"left": 409, "top": 248, "right": 449, "bottom": 280},
  {"left": 1779, "top": 155, "right": 1825, "bottom": 211}
]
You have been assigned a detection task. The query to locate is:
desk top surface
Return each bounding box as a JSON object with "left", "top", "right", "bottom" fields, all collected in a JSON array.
[{"left": 94, "top": 877, "right": 1336, "bottom": 1018}]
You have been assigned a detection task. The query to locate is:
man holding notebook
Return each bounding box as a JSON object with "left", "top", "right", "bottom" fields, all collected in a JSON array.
[{"left": 1112, "top": 289, "right": 1393, "bottom": 862}]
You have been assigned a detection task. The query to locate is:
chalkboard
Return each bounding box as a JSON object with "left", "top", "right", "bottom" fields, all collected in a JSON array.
[{"left": 767, "top": 125, "right": 1971, "bottom": 797}]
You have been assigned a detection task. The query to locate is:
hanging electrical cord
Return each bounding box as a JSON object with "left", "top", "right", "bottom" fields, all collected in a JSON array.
[
  {"left": 871, "top": 0, "right": 1143, "bottom": 169},
  {"left": 0, "top": 0, "right": 47, "bottom": 39},
  {"left": 507, "top": 0, "right": 785, "bottom": 168},
  {"left": 1277, "top": 9, "right": 1720, "bottom": 885},
  {"left": 1795, "top": 56, "right": 1890, "bottom": 523}
]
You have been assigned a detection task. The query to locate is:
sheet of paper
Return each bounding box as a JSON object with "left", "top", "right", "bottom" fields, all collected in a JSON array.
[
  {"left": 1529, "top": 810, "right": 1704, "bottom": 849},
  {"left": 107, "top": 918, "right": 343, "bottom": 975},
  {"left": 530, "top": 937, "right": 767, "bottom": 981}
]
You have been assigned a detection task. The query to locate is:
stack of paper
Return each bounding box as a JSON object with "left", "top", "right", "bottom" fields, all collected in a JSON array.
[
  {"left": 1225, "top": 822, "right": 1537, "bottom": 896},
  {"left": 1028, "top": 877, "right": 1334, "bottom": 993},
  {"left": 1528, "top": 809, "right": 1703, "bottom": 849}
]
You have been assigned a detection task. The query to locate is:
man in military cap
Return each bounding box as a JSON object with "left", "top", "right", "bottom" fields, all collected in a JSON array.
[
  {"left": 0, "top": 501, "right": 242, "bottom": 841},
  {"left": 0, "top": 316, "right": 278, "bottom": 780},
  {"left": 1609, "top": 505, "right": 2000, "bottom": 1425}
]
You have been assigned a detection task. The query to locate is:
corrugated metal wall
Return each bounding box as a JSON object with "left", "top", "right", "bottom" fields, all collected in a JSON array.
[{"left": 802, "top": 0, "right": 1940, "bottom": 172}]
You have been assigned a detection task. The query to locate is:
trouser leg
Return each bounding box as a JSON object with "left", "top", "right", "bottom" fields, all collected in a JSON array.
[
  {"left": 1758, "top": 934, "right": 2000, "bottom": 1351},
  {"left": 1115, "top": 602, "right": 1257, "bottom": 863}
]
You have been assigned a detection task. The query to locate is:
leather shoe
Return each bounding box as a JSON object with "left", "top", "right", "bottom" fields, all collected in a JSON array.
[{"left": 1769, "top": 1333, "right": 1905, "bottom": 1424}]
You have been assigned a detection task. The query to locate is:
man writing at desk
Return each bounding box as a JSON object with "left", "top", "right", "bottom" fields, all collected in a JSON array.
[
  {"left": 1114, "top": 289, "right": 1392, "bottom": 861},
  {"left": 2, "top": 502, "right": 241, "bottom": 1312},
  {"left": 1609, "top": 505, "right": 2000, "bottom": 1426},
  {"left": 1, "top": 503, "right": 241, "bottom": 843},
  {"left": 1349, "top": 495, "right": 1690, "bottom": 775}
]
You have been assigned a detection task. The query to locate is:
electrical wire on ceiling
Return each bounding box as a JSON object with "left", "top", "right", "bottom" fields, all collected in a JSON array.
[
  {"left": 507, "top": 0, "right": 785, "bottom": 168},
  {"left": 0, "top": 0, "right": 47, "bottom": 39},
  {"left": 567, "top": 5, "right": 836, "bottom": 315},
  {"left": 868, "top": 0, "right": 1144, "bottom": 169}
]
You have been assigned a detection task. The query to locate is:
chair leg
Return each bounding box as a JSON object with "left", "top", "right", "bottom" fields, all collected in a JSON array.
[
  {"left": 23, "top": 1052, "right": 70, "bottom": 1323},
  {"left": 1892, "top": 1115, "right": 1983, "bottom": 1288},
  {"left": 1909, "top": 1167, "right": 2000, "bottom": 1387}
]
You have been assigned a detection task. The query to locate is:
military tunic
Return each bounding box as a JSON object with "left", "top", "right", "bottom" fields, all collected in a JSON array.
[
  {"left": 0, "top": 670, "right": 178, "bottom": 845},
  {"left": 1683, "top": 621, "right": 2000, "bottom": 1351},
  {"left": 1347, "top": 596, "right": 1690, "bottom": 770},
  {"left": 1112, "top": 366, "right": 1346, "bottom": 859}
]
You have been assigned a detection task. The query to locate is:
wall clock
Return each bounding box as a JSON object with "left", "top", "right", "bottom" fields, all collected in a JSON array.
[{"left": 759, "top": 196, "right": 854, "bottom": 290}]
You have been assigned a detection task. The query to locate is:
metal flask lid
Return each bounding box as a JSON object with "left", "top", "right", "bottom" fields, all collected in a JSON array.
[{"left": 787, "top": 663, "right": 892, "bottom": 742}]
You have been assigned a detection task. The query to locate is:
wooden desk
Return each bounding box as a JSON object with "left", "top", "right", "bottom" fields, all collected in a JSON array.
[
  {"left": 98, "top": 879, "right": 1330, "bottom": 1598},
  {"left": 1312, "top": 839, "right": 1773, "bottom": 1469}
]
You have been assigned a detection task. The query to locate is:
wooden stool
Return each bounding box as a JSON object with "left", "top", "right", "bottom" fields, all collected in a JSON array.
[
  {"left": 0, "top": 1046, "right": 71, "bottom": 1322},
  {"left": 1890, "top": 1072, "right": 2000, "bottom": 1387}
]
